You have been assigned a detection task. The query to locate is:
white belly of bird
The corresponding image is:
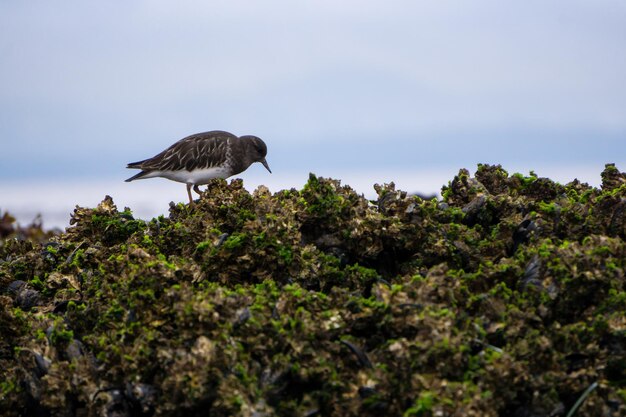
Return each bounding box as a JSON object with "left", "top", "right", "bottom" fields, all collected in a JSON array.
[{"left": 145, "top": 167, "right": 231, "bottom": 184}]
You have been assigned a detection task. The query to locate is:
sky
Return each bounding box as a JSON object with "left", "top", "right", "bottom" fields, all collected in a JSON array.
[{"left": 1, "top": 1, "right": 625, "bottom": 227}]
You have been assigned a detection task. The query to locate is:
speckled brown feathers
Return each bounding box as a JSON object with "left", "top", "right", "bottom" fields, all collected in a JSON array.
[
  {"left": 125, "top": 130, "right": 271, "bottom": 204},
  {"left": 126, "top": 131, "right": 235, "bottom": 176}
]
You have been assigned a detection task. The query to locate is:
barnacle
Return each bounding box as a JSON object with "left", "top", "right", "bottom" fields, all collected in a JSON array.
[{"left": 1, "top": 165, "right": 625, "bottom": 416}]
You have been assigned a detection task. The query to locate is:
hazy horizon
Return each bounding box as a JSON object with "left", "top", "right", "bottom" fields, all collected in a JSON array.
[{"left": 1, "top": 161, "right": 617, "bottom": 230}]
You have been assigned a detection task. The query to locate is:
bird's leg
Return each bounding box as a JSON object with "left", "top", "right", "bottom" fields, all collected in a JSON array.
[
  {"left": 193, "top": 184, "right": 204, "bottom": 203},
  {"left": 186, "top": 183, "right": 193, "bottom": 205}
]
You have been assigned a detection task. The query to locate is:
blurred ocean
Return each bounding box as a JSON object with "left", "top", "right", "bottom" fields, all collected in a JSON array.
[{"left": 0, "top": 165, "right": 609, "bottom": 230}]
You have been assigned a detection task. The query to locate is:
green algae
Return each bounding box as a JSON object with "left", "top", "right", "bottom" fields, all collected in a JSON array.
[{"left": 1, "top": 164, "right": 626, "bottom": 416}]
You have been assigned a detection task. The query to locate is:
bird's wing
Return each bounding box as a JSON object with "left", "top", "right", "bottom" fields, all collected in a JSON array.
[{"left": 133, "top": 131, "right": 235, "bottom": 171}]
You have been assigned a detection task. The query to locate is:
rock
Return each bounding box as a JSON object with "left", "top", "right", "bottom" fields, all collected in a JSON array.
[{"left": 1, "top": 166, "right": 626, "bottom": 416}]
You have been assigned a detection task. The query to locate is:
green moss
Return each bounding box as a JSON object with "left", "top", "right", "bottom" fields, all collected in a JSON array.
[
  {"left": 3, "top": 166, "right": 626, "bottom": 416},
  {"left": 278, "top": 246, "right": 293, "bottom": 264},
  {"left": 29, "top": 275, "right": 45, "bottom": 291},
  {"left": 48, "top": 322, "right": 74, "bottom": 345},
  {"left": 300, "top": 173, "right": 347, "bottom": 217},
  {"left": 538, "top": 201, "right": 558, "bottom": 215},
  {"left": 0, "top": 378, "right": 20, "bottom": 396},
  {"left": 511, "top": 171, "right": 538, "bottom": 188},
  {"left": 404, "top": 391, "right": 435, "bottom": 416},
  {"left": 223, "top": 232, "right": 247, "bottom": 250},
  {"left": 196, "top": 240, "right": 211, "bottom": 251}
]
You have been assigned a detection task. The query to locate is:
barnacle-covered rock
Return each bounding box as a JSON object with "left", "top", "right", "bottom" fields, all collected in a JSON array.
[{"left": 1, "top": 165, "right": 626, "bottom": 416}]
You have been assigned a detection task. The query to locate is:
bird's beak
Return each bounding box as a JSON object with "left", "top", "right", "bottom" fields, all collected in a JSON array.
[{"left": 261, "top": 158, "right": 272, "bottom": 173}]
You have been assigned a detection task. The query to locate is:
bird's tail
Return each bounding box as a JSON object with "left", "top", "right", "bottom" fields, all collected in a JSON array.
[
  {"left": 125, "top": 171, "right": 150, "bottom": 182},
  {"left": 126, "top": 160, "right": 147, "bottom": 169},
  {"left": 125, "top": 159, "right": 151, "bottom": 182}
]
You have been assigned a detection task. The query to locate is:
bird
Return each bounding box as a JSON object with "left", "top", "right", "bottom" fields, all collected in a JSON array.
[{"left": 125, "top": 130, "right": 271, "bottom": 204}]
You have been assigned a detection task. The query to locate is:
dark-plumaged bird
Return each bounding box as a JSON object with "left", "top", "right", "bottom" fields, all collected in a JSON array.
[{"left": 125, "top": 130, "right": 271, "bottom": 204}]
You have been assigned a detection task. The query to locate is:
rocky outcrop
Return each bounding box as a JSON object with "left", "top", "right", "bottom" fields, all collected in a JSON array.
[{"left": 1, "top": 164, "right": 625, "bottom": 416}]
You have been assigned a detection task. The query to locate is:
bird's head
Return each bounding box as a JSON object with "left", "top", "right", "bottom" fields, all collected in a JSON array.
[{"left": 242, "top": 135, "right": 271, "bottom": 173}]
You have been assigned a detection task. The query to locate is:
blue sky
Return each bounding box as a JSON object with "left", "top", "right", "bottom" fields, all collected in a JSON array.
[{"left": 1, "top": 1, "right": 625, "bottom": 196}]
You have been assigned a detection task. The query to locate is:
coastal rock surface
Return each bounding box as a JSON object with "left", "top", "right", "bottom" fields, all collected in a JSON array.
[{"left": 1, "top": 164, "right": 626, "bottom": 416}]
